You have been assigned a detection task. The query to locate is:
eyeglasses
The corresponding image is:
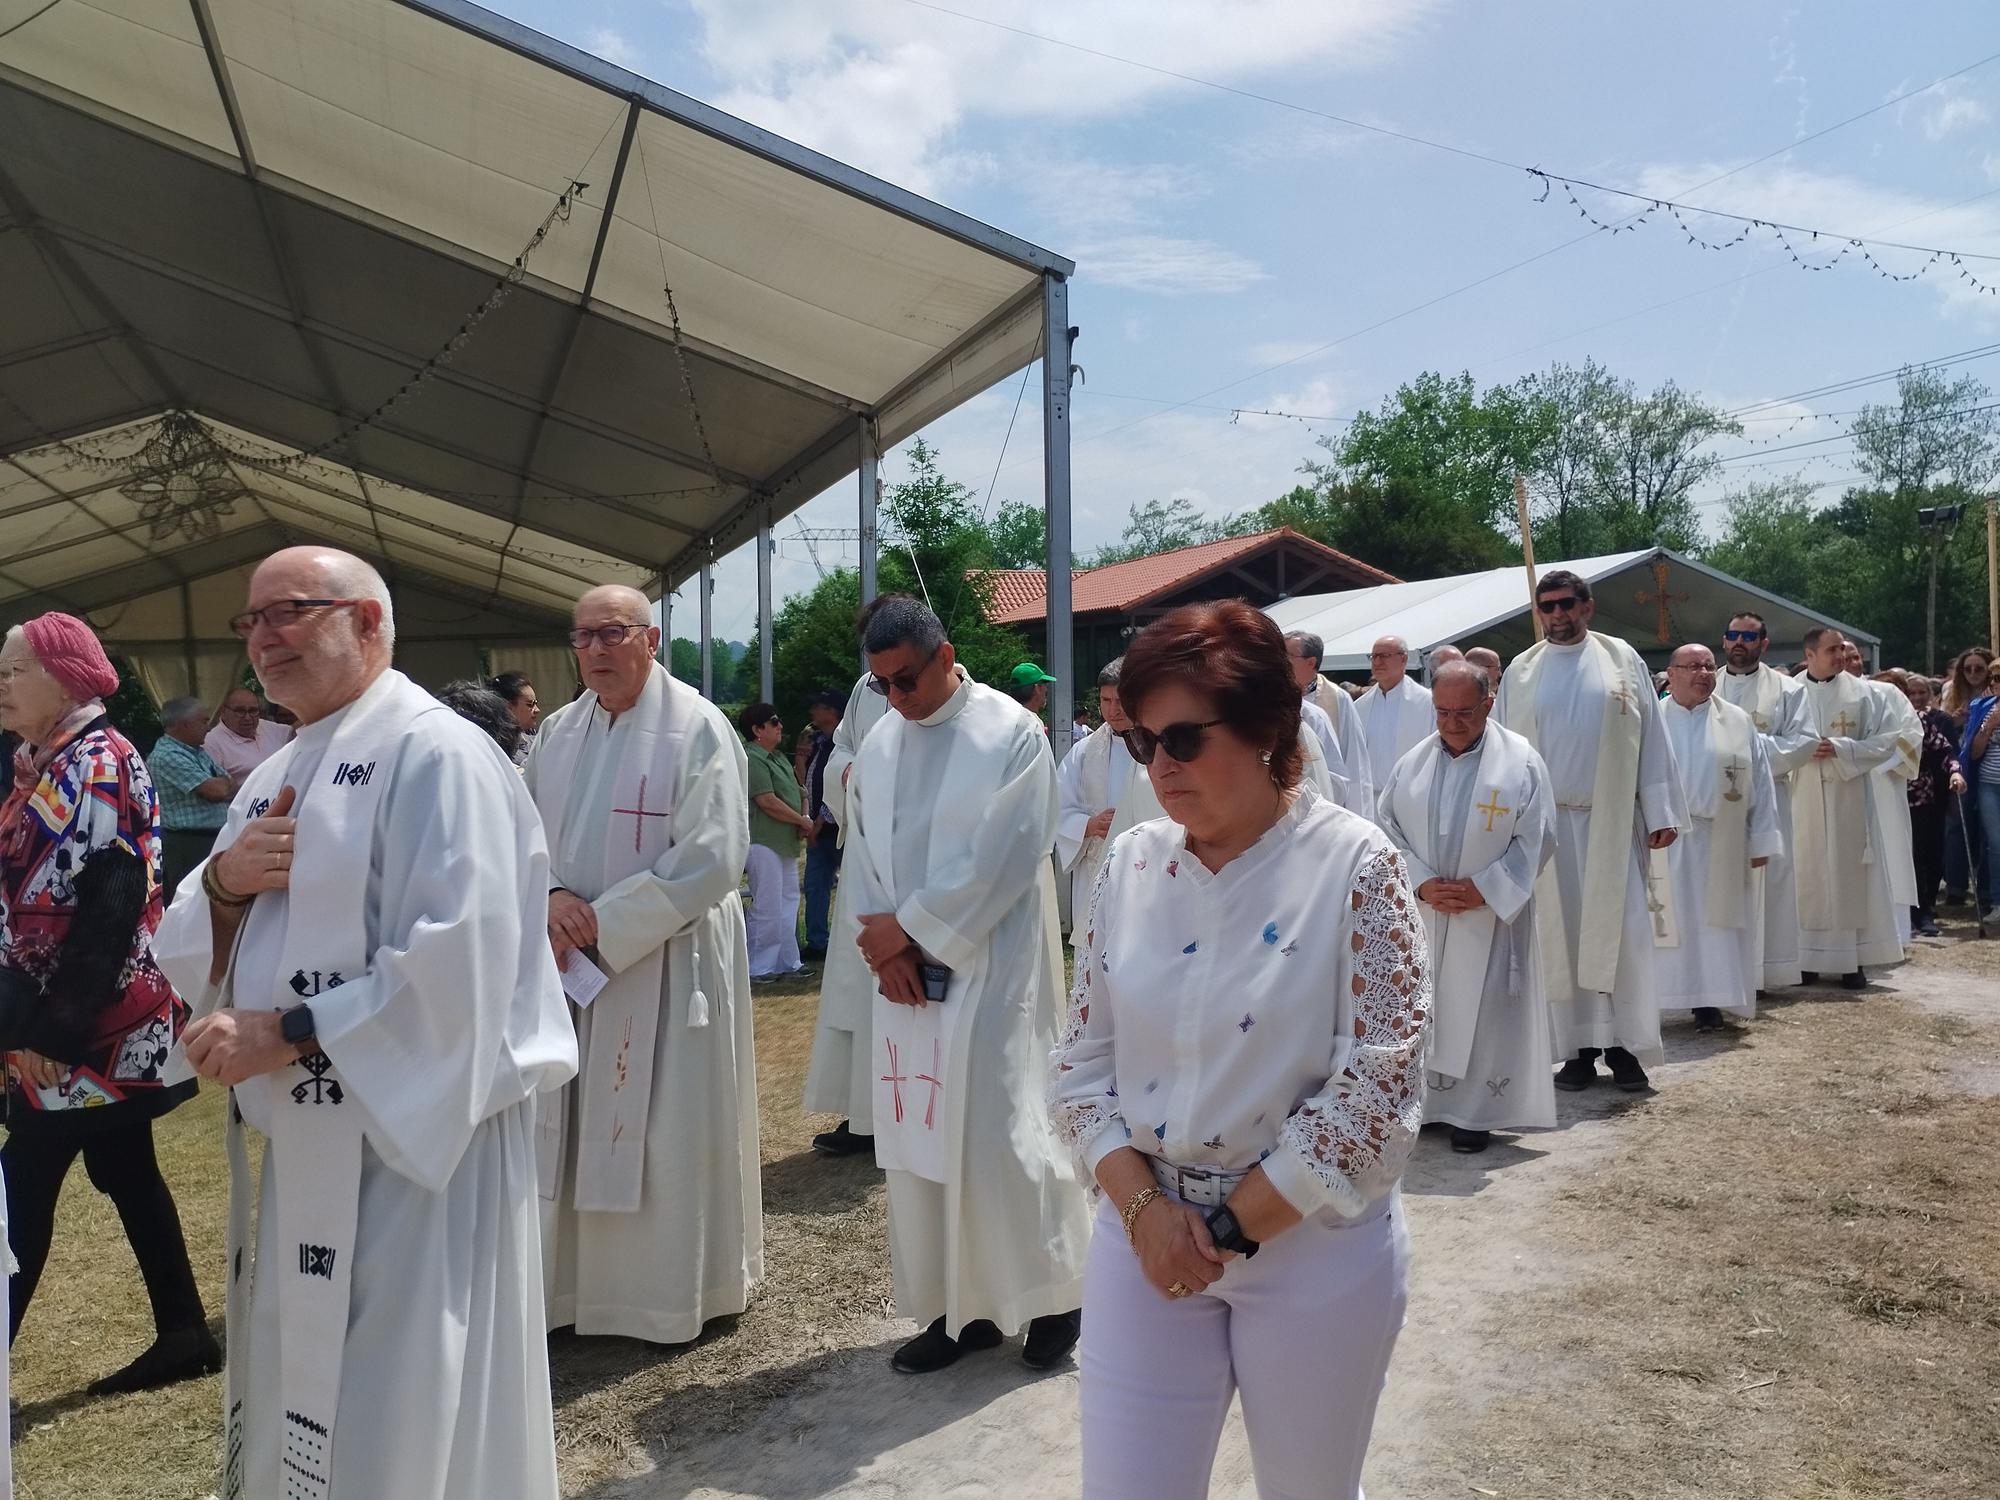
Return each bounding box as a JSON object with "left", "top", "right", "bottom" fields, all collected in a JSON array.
[
  {"left": 1535, "top": 596, "right": 1581, "bottom": 615},
  {"left": 567, "top": 623, "right": 649, "bottom": 650},
  {"left": 1722, "top": 629, "right": 1764, "bottom": 643},
  {"left": 1434, "top": 706, "right": 1486, "bottom": 722},
  {"left": 867, "top": 648, "right": 939, "bottom": 697},
  {"left": 1668, "top": 663, "right": 1716, "bottom": 672},
  {"left": 1121, "top": 720, "right": 1223, "bottom": 765},
  {"left": 228, "top": 599, "right": 360, "bottom": 638}
]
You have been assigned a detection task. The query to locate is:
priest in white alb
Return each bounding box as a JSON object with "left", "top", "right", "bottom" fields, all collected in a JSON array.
[
  {"left": 1378, "top": 660, "right": 1557, "bottom": 1153},
  {"left": 1846, "top": 642, "right": 1924, "bottom": 947},
  {"left": 844, "top": 597, "right": 1089, "bottom": 1375},
  {"left": 156, "top": 547, "right": 577, "bottom": 1500},
  {"left": 1716, "top": 611, "right": 1817, "bottom": 990},
  {"left": 525, "top": 584, "right": 761, "bottom": 1345},
  {"left": 802, "top": 596, "right": 897, "bottom": 1159},
  {"left": 1055, "top": 657, "right": 1140, "bottom": 941},
  {"left": 1357, "top": 634, "right": 1434, "bottom": 790},
  {"left": 1495, "top": 571, "right": 1687, "bottom": 1095},
  {"left": 1285, "top": 629, "right": 1372, "bottom": 811},
  {"left": 1654, "top": 645, "right": 1783, "bottom": 1031},
  {"left": 1792, "top": 627, "right": 1907, "bottom": 987}
]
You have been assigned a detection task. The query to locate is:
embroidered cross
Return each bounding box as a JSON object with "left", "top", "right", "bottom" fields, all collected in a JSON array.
[
  {"left": 1721, "top": 757, "right": 1746, "bottom": 802},
  {"left": 612, "top": 775, "right": 670, "bottom": 854},
  {"left": 881, "top": 1039, "right": 908, "bottom": 1123},
  {"left": 330, "top": 760, "right": 374, "bottom": 787},
  {"left": 297, "top": 1243, "right": 336, "bottom": 1280},
  {"left": 1829, "top": 710, "right": 1857, "bottom": 737},
  {"left": 914, "top": 1040, "right": 944, "bottom": 1130},
  {"left": 288, "top": 969, "right": 344, "bottom": 998},
  {"left": 1609, "top": 683, "right": 1635, "bottom": 717},
  {"left": 1476, "top": 789, "right": 1512, "bottom": 833},
  {"left": 291, "top": 1051, "right": 343, "bottom": 1106}
]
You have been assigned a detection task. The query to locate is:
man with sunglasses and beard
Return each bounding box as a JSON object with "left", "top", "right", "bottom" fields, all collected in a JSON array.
[
  {"left": 844, "top": 597, "right": 1087, "bottom": 1375},
  {"left": 1496, "top": 571, "right": 1687, "bottom": 1095},
  {"left": 1716, "top": 611, "right": 1817, "bottom": 990}
]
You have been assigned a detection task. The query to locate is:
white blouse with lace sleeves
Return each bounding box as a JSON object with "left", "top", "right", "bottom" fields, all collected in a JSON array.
[{"left": 1046, "top": 787, "right": 1432, "bottom": 1218}]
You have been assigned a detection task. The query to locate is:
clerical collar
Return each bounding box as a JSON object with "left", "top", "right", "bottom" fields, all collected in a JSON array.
[
  {"left": 1724, "top": 667, "right": 1756, "bottom": 676},
  {"left": 1545, "top": 636, "right": 1586, "bottom": 653},
  {"left": 915, "top": 668, "right": 972, "bottom": 728},
  {"left": 1806, "top": 672, "right": 1839, "bottom": 684}
]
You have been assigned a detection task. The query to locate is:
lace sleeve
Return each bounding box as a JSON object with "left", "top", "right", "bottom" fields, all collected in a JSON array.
[
  {"left": 1047, "top": 856, "right": 1129, "bottom": 1179},
  {"left": 1267, "top": 845, "right": 1431, "bottom": 1219}
]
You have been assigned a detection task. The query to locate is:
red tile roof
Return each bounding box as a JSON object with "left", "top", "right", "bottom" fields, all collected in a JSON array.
[{"left": 973, "top": 528, "right": 1397, "bottom": 626}]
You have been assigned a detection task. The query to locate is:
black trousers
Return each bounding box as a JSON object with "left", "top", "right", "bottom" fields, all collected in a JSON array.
[
  {"left": 4, "top": 1115, "right": 206, "bottom": 1343},
  {"left": 1911, "top": 801, "right": 1946, "bottom": 918}
]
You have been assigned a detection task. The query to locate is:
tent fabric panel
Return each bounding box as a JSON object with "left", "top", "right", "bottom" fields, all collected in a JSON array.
[
  {"left": 121, "top": 644, "right": 246, "bottom": 714},
  {"left": 484, "top": 643, "right": 578, "bottom": 706},
  {"left": 207, "top": 0, "right": 626, "bottom": 299},
  {"left": 0, "top": 0, "right": 237, "bottom": 157},
  {"left": 0, "top": 226, "right": 117, "bottom": 353},
  {"left": 876, "top": 286, "right": 1044, "bottom": 450}
]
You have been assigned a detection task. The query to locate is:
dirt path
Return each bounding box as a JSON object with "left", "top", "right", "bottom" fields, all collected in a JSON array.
[{"left": 579, "top": 932, "right": 2000, "bottom": 1500}]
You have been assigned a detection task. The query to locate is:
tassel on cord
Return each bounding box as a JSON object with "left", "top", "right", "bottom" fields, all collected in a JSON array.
[{"left": 687, "top": 933, "right": 710, "bottom": 1028}]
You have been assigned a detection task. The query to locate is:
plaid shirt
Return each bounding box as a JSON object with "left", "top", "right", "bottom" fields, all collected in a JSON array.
[{"left": 147, "top": 734, "right": 230, "bottom": 832}]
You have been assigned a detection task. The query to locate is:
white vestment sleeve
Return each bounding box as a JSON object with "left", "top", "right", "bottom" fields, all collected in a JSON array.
[
  {"left": 591, "top": 710, "right": 751, "bottom": 975},
  {"left": 1468, "top": 755, "right": 1555, "bottom": 924},
  {"left": 821, "top": 673, "right": 872, "bottom": 830},
  {"left": 1766, "top": 682, "right": 1819, "bottom": 776},
  {"left": 1054, "top": 728, "right": 1106, "bottom": 872},
  {"left": 1047, "top": 859, "right": 1129, "bottom": 1177},
  {"left": 1829, "top": 702, "right": 1899, "bottom": 781},
  {"left": 1746, "top": 731, "right": 1785, "bottom": 862},
  {"left": 896, "top": 727, "right": 1059, "bottom": 971},
  {"left": 1634, "top": 660, "right": 1689, "bottom": 835},
  {"left": 293, "top": 738, "right": 575, "bottom": 1192}
]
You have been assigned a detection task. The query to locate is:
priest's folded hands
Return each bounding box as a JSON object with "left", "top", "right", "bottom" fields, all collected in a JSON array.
[{"left": 856, "top": 911, "right": 927, "bottom": 1006}]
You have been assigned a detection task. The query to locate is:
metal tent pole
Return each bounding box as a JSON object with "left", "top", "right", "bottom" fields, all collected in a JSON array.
[
  {"left": 1042, "top": 273, "right": 1076, "bottom": 760},
  {"left": 757, "top": 504, "right": 775, "bottom": 701},
  {"left": 859, "top": 417, "right": 880, "bottom": 608},
  {"left": 699, "top": 548, "right": 715, "bottom": 700}
]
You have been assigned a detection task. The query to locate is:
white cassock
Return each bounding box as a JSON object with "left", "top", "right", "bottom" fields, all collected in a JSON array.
[
  {"left": 1655, "top": 697, "right": 1784, "bottom": 1017},
  {"left": 847, "top": 671, "right": 1088, "bottom": 1335},
  {"left": 1718, "top": 665, "right": 1817, "bottom": 988},
  {"left": 1496, "top": 632, "right": 1687, "bottom": 1067},
  {"left": 524, "top": 661, "right": 762, "bottom": 1345},
  {"left": 155, "top": 669, "right": 577, "bottom": 1500},
  {"left": 1308, "top": 674, "right": 1363, "bottom": 761},
  {"left": 1358, "top": 676, "right": 1434, "bottom": 789},
  {"left": 1794, "top": 673, "right": 1906, "bottom": 974},
  {"left": 1305, "top": 684, "right": 1374, "bottom": 816},
  {"left": 803, "top": 671, "right": 891, "bottom": 1128},
  {"left": 1055, "top": 721, "right": 1140, "bottom": 945},
  {"left": 1378, "top": 723, "right": 1558, "bottom": 1132},
  {"left": 1863, "top": 677, "right": 1923, "bottom": 944}
]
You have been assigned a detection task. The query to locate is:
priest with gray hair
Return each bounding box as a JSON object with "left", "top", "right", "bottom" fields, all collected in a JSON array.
[{"left": 844, "top": 596, "right": 1088, "bottom": 1375}]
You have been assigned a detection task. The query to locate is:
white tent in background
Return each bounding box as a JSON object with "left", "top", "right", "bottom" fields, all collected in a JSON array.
[{"left": 1266, "top": 547, "right": 1880, "bottom": 675}]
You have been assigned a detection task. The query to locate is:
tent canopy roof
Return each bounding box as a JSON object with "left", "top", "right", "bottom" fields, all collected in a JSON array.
[
  {"left": 0, "top": 0, "right": 1068, "bottom": 627},
  {"left": 1266, "top": 548, "right": 1880, "bottom": 673}
]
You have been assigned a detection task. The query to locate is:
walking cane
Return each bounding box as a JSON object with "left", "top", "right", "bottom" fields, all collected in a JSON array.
[{"left": 1957, "top": 787, "right": 1987, "bottom": 940}]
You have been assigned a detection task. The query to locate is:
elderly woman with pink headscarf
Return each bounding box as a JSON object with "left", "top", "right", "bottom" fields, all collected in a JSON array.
[{"left": 0, "top": 613, "right": 216, "bottom": 1397}]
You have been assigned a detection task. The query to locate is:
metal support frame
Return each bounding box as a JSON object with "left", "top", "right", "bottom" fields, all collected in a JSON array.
[
  {"left": 858, "top": 417, "right": 880, "bottom": 608},
  {"left": 1041, "top": 274, "right": 1075, "bottom": 759},
  {"left": 757, "top": 504, "right": 774, "bottom": 701},
  {"left": 659, "top": 584, "right": 671, "bottom": 665},
  {"left": 699, "top": 549, "right": 715, "bottom": 700}
]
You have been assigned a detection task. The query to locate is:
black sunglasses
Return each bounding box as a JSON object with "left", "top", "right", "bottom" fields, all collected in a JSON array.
[
  {"left": 1535, "top": 595, "right": 1581, "bottom": 615},
  {"left": 1723, "top": 629, "right": 1765, "bottom": 642},
  {"left": 866, "top": 648, "right": 939, "bottom": 697},
  {"left": 1122, "top": 720, "right": 1223, "bottom": 766}
]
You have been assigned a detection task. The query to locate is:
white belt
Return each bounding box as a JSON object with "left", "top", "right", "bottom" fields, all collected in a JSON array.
[{"left": 1150, "top": 1158, "right": 1248, "bottom": 1209}]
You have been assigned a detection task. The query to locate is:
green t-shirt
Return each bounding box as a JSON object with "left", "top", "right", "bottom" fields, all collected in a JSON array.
[{"left": 746, "top": 740, "right": 805, "bottom": 855}]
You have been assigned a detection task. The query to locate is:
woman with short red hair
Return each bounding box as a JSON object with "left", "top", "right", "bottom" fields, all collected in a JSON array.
[{"left": 1049, "top": 599, "right": 1431, "bottom": 1499}]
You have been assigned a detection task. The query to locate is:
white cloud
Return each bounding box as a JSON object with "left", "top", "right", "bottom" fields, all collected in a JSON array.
[
  {"left": 1924, "top": 93, "right": 1990, "bottom": 141},
  {"left": 1075, "top": 235, "right": 1267, "bottom": 294},
  {"left": 586, "top": 26, "right": 643, "bottom": 70}
]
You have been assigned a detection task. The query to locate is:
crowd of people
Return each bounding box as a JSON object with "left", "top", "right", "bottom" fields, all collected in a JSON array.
[{"left": 0, "top": 542, "right": 1967, "bottom": 1498}]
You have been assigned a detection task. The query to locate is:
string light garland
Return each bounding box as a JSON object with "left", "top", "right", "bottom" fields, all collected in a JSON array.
[{"left": 1530, "top": 169, "right": 2000, "bottom": 295}]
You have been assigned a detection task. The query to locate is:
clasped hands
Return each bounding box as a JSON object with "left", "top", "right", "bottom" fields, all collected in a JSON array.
[
  {"left": 856, "top": 912, "right": 926, "bottom": 1006},
  {"left": 1129, "top": 1194, "right": 1231, "bottom": 1299},
  {"left": 548, "top": 889, "right": 598, "bottom": 973},
  {"left": 1416, "top": 876, "right": 1486, "bottom": 914}
]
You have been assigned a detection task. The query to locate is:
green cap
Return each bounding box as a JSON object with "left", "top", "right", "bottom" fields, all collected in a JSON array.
[{"left": 1009, "top": 662, "right": 1057, "bottom": 688}]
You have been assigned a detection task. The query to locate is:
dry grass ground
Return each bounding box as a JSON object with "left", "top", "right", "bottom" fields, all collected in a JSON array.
[{"left": 8, "top": 938, "right": 1998, "bottom": 1498}]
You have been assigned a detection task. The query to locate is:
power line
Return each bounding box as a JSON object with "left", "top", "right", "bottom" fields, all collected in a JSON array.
[{"left": 1723, "top": 341, "right": 2000, "bottom": 418}]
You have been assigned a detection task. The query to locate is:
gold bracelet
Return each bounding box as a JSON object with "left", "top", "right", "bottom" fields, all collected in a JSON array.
[
  {"left": 201, "top": 855, "right": 252, "bottom": 909},
  {"left": 1121, "top": 1185, "right": 1163, "bottom": 1245}
]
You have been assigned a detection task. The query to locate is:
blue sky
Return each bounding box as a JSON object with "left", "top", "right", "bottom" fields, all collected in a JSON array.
[{"left": 485, "top": 0, "right": 2000, "bottom": 640}]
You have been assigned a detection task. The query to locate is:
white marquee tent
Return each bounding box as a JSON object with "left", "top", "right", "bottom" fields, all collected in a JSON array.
[
  {"left": 1266, "top": 547, "right": 1881, "bottom": 674},
  {"left": 0, "top": 0, "right": 1078, "bottom": 722}
]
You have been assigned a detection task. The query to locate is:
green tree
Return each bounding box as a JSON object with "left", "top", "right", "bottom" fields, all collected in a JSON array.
[
  {"left": 1085, "top": 496, "right": 1246, "bottom": 566},
  {"left": 1338, "top": 370, "right": 1552, "bottom": 530},
  {"left": 667, "top": 637, "right": 702, "bottom": 687},
  {"left": 772, "top": 568, "right": 865, "bottom": 722},
  {"left": 1249, "top": 474, "right": 1513, "bottom": 580},
  {"left": 984, "top": 499, "right": 1048, "bottom": 568},
  {"left": 1590, "top": 380, "right": 1738, "bottom": 552}
]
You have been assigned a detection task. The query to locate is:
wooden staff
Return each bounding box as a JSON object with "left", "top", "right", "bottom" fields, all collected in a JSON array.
[
  {"left": 1517, "top": 474, "right": 1543, "bottom": 641},
  {"left": 1987, "top": 494, "right": 1997, "bottom": 650}
]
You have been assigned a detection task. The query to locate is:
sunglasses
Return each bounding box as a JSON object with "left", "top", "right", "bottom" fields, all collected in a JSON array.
[
  {"left": 1723, "top": 629, "right": 1765, "bottom": 643},
  {"left": 1122, "top": 720, "right": 1222, "bottom": 766},
  {"left": 1535, "top": 596, "right": 1581, "bottom": 614},
  {"left": 867, "top": 648, "right": 938, "bottom": 697}
]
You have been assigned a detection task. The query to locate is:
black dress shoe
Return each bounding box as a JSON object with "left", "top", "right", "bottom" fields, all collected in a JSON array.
[
  {"left": 1449, "top": 1127, "right": 1491, "bottom": 1154},
  {"left": 1604, "top": 1046, "right": 1650, "bottom": 1092},
  {"left": 1692, "top": 1006, "right": 1723, "bottom": 1033},
  {"left": 801, "top": 946, "right": 828, "bottom": 962},
  {"left": 1842, "top": 968, "right": 1868, "bottom": 991},
  {"left": 1553, "top": 1053, "right": 1598, "bottom": 1092},
  {"left": 892, "top": 1316, "right": 1002, "bottom": 1374},
  {"left": 85, "top": 1324, "right": 222, "bottom": 1396},
  {"left": 1022, "top": 1309, "right": 1082, "bottom": 1369},
  {"left": 812, "top": 1121, "right": 876, "bottom": 1157}
]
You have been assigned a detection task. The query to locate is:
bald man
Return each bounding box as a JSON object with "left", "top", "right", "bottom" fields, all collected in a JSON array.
[
  {"left": 1426, "top": 644, "right": 1464, "bottom": 671},
  {"left": 1465, "top": 648, "right": 1503, "bottom": 696},
  {"left": 524, "top": 583, "right": 762, "bottom": 1348}
]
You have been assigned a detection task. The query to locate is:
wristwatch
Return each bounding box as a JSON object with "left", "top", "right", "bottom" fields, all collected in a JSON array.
[
  {"left": 1203, "top": 1204, "right": 1260, "bottom": 1258},
  {"left": 279, "top": 1003, "right": 317, "bottom": 1050}
]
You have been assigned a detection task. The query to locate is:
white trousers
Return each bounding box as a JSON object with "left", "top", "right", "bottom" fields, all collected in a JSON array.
[
  {"left": 745, "top": 843, "right": 801, "bottom": 977},
  {"left": 1079, "top": 1193, "right": 1408, "bottom": 1500}
]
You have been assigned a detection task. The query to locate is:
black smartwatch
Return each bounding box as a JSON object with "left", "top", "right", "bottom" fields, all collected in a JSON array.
[
  {"left": 1203, "top": 1204, "right": 1260, "bottom": 1258},
  {"left": 279, "top": 1003, "right": 317, "bottom": 1049}
]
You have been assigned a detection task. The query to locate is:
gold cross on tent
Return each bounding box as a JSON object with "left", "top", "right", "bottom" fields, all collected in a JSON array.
[
  {"left": 1476, "top": 790, "right": 1512, "bottom": 833},
  {"left": 1633, "top": 559, "right": 1690, "bottom": 645}
]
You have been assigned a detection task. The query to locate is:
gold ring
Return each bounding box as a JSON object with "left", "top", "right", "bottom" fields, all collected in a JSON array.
[{"left": 1167, "top": 1281, "right": 1191, "bottom": 1299}]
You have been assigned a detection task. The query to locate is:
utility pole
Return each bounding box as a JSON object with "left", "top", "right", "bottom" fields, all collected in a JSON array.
[{"left": 1988, "top": 494, "right": 1997, "bottom": 650}]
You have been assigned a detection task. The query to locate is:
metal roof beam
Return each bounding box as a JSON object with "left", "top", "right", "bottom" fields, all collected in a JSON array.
[{"left": 0, "top": 326, "right": 126, "bottom": 374}]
